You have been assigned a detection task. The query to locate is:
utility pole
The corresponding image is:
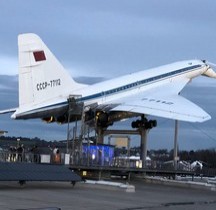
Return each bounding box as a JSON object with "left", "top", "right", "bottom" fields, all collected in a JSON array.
[{"left": 173, "top": 120, "right": 179, "bottom": 170}]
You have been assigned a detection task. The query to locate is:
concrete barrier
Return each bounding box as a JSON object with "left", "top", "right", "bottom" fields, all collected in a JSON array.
[
  {"left": 84, "top": 180, "right": 135, "bottom": 192},
  {"left": 144, "top": 176, "right": 216, "bottom": 192}
]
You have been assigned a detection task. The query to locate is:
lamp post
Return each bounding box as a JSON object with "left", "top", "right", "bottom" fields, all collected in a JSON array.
[{"left": 17, "top": 138, "right": 20, "bottom": 147}]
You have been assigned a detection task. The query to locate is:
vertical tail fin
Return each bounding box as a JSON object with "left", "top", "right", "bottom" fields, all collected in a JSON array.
[{"left": 18, "top": 33, "right": 86, "bottom": 107}]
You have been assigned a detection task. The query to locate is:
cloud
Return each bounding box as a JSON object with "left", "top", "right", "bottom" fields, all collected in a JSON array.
[
  {"left": 1, "top": 0, "right": 216, "bottom": 77},
  {"left": 189, "top": 77, "right": 216, "bottom": 88},
  {"left": 0, "top": 55, "right": 17, "bottom": 75},
  {"left": 74, "top": 76, "right": 106, "bottom": 84}
]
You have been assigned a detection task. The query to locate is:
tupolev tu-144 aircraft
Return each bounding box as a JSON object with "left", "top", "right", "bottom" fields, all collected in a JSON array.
[{"left": 1, "top": 33, "right": 216, "bottom": 128}]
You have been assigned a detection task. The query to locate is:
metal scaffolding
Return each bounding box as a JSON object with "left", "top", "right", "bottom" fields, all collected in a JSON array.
[{"left": 66, "top": 95, "right": 84, "bottom": 165}]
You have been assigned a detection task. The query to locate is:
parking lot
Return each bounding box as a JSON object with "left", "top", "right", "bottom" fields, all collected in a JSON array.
[{"left": 0, "top": 180, "right": 215, "bottom": 210}]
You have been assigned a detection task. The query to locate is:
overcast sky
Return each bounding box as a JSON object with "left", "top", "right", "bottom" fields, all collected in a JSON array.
[{"left": 0, "top": 0, "right": 216, "bottom": 150}]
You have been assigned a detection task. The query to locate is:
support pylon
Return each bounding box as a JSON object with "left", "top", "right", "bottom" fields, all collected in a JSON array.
[{"left": 140, "top": 128, "right": 148, "bottom": 169}]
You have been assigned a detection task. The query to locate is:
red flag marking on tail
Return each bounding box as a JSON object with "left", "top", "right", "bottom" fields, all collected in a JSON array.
[{"left": 33, "top": 51, "right": 46, "bottom": 62}]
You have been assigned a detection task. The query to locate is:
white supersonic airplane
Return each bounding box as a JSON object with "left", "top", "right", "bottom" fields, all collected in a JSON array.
[{"left": 1, "top": 33, "right": 216, "bottom": 127}]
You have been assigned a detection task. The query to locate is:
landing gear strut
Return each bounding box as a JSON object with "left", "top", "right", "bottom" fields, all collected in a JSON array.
[{"left": 131, "top": 115, "right": 157, "bottom": 168}]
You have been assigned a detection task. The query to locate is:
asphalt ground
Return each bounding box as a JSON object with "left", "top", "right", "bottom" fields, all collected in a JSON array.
[{"left": 0, "top": 180, "right": 215, "bottom": 210}]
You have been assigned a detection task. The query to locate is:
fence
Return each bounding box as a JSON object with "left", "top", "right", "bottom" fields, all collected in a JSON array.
[
  {"left": 0, "top": 150, "right": 215, "bottom": 177},
  {"left": 0, "top": 150, "right": 69, "bottom": 165}
]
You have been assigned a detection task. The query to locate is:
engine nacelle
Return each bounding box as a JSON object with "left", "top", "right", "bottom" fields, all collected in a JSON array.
[
  {"left": 131, "top": 118, "right": 157, "bottom": 129},
  {"left": 56, "top": 115, "right": 68, "bottom": 124},
  {"left": 42, "top": 114, "right": 71, "bottom": 124},
  {"left": 42, "top": 116, "right": 55, "bottom": 123},
  {"left": 42, "top": 114, "right": 79, "bottom": 124},
  {"left": 96, "top": 112, "right": 109, "bottom": 127}
]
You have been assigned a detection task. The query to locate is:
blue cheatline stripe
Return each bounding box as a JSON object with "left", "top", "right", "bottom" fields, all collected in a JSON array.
[
  {"left": 79, "top": 64, "right": 202, "bottom": 102},
  {"left": 20, "top": 64, "right": 202, "bottom": 115}
]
